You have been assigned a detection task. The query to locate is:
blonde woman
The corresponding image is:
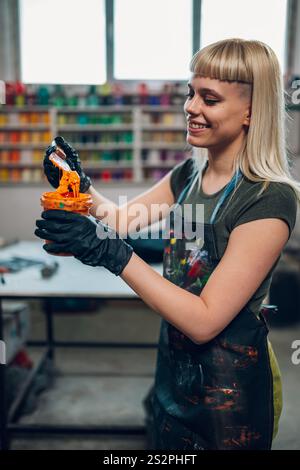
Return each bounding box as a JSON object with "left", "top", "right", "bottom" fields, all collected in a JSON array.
[{"left": 37, "top": 38, "right": 299, "bottom": 450}]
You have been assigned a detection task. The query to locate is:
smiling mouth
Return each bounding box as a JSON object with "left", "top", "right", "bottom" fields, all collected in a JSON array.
[
  {"left": 187, "top": 124, "right": 211, "bottom": 134},
  {"left": 188, "top": 123, "right": 211, "bottom": 129}
]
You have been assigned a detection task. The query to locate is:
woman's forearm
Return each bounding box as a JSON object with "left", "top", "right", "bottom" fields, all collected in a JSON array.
[
  {"left": 88, "top": 185, "right": 119, "bottom": 230},
  {"left": 87, "top": 174, "right": 173, "bottom": 237},
  {"left": 120, "top": 253, "right": 210, "bottom": 344},
  {"left": 87, "top": 185, "right": 142, "bottom": 237}
]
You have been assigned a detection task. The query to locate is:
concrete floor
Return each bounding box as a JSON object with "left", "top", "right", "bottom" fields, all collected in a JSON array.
[{"left": 9, "top": 299, "right": 300, "bottom": 450}]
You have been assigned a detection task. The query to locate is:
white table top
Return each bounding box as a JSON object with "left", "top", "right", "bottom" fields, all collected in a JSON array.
[{"left": 0, "top": 241, "right": 163, "bottom": 298}]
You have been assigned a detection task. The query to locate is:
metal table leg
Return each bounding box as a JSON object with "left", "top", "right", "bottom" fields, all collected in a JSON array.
[{"left": 44, "top": 299, "right": 55, "bottom": 361}]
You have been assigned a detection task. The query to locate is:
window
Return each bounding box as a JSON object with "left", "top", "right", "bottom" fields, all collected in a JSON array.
[
  {"left": 114, "top": 0, "right": 193, "bottom": 80},
  {"left": 200, "top": 0, "right": 288, "bottom": 72},
  {"left": 20, "top": 0, "right": 106, "bottom": 84},
  {"left": 19, "top": 0, "right": 288, "bottom": 84}
]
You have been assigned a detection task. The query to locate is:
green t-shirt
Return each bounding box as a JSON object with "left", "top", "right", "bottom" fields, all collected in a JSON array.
[{"left": 170, "top": 157, "right": 298, "bottom": 314}]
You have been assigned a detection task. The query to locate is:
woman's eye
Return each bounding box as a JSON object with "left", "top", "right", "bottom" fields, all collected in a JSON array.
[
  {"left": 184, "top": 92, "right": 219, "bottom": 105},
  {"left": 204, "top": 99, "right": 219, "bottom": 106}
]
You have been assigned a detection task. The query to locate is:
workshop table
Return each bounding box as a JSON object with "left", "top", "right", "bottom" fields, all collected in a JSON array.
[{"left": 0, "top": 241, "right": 163, "bottom": 450}]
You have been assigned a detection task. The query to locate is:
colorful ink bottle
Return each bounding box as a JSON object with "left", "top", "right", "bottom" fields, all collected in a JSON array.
[{"left": 41, "top": 141, "right": 93, "bottom": 255}]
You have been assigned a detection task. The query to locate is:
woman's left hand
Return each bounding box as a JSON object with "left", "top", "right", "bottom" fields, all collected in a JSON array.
[{"left": 34, "top": 210, "right": 133, "bottom": 275}]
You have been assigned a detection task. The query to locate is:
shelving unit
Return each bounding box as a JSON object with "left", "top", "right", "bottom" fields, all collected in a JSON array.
[{"left": 0, "top": 105, "right": 191, "bottom": 185}]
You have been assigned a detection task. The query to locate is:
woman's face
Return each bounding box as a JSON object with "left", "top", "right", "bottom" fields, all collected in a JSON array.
[{"left": 184, "top": 75, "right": 251, "bottom": 150}]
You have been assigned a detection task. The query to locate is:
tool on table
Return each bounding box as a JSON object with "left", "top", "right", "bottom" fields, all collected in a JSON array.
[{"left": 0, "top": 257, "right": 59, "bottom": 283}]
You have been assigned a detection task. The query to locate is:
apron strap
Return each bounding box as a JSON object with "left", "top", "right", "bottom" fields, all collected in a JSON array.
[
  {"left": 177, "top": 168, "right": 199, "bottom": 205},
  {"left": 210, "top": 169, "right": 243, "bottom": 224},
  {"left": 175, "top": 161, "right": 243, "bottom": 223}
]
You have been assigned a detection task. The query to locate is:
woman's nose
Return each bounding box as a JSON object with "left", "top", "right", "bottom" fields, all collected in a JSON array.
[{"left": 184, "top": 96, "right": 202, "bottom": 117}]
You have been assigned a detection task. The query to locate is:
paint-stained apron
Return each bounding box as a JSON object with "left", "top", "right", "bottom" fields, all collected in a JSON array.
[{"left": 143, "top": 168, "right": 282, "bottom": 450}]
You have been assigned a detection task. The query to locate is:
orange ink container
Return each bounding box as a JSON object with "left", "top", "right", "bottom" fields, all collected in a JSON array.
[{"left": 41, "top": 144, "right": 93, "bottom": 255}]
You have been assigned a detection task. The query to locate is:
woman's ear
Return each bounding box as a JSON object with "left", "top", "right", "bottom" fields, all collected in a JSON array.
[{"left": 243, "top": 106, "right": 251, "bottom": 126}]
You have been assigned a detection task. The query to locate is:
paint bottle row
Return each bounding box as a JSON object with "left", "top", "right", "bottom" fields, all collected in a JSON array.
[
  {"left": 0, "top": 149, "right": 185, "bottom": 166},
  {"left": 0, "top": 111, "right": 186, "bottom": 127},
  {"left": 59, "top": 132, "right": 134, "bottom": 144},
  {"left": 141, "top": 113, "right": 186, "bottom": 126},
  {"left": 79, "top": 150, "right": 133, "bottom": 162},
  {"left": 0, "top": 131, "right": 52, "bottom": 144},
  {"left": 141, "top": 150, "right": 186, "bottom": 165},
  {"left": 144, "top": 168, "right": 170, "bottom": 182},
  {"left": 86, "top": 169, "right": 134, "bottom": 182},
  {"left": 57, "top": 113, "right": 132, "bottom": 126},
  {"left": 0, "top": 112, "right": 50, "bottom": 125},
  {"left": 0, "top": 167, "right": 134, "bottom": 183},
  {"left": 0, "top": 150, "right": 40, "bottom": 163},
  {"left": 4, "top": 82, "right": 185, "bottom": 107},
  {"left": 0, "top": 149, "right": 133, "bottom": 164},
  {"left": 0, "top": 168, "right": 44, "bottom": 183},
  {"left": 142, "top": 131, "right": 185, "bottom": 143}
]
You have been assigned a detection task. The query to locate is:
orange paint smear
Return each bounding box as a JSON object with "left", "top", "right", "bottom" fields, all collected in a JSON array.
[{"left": 41, "top": 152, "right": 92, "bottom": 215}]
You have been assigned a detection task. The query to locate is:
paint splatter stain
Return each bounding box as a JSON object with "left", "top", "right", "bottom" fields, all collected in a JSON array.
[
  {"left": 185, "top": 395, "right": 200, "bottom": 405},
  {"left": 203, "top": 386, "right": 241, "bottom": 411},
  {"left": 163, "top": 421, "right": 172, "bottom": 433},
  {"left": 223, "top": 426, "right": 261, "bottom": 448},
  {"left": 217, "top": 340, "right": 259, "bottom": 368}
]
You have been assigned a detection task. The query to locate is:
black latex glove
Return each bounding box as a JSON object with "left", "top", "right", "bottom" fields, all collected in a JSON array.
[
  {"left": 43, "top": 136, "right": 91, "bottom": 193},
  {"left": 34, "top": 210, "right": 133, "bottom": 276}
]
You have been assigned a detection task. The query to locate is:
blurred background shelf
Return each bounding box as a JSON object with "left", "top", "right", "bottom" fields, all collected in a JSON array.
[{"left": 0, "top": 104, "right": 190, "bottom": 185}]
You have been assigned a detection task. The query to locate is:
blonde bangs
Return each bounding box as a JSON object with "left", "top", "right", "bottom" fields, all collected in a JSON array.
[{"left": 190, "top": 38, "right": 253, "bottom": 84}]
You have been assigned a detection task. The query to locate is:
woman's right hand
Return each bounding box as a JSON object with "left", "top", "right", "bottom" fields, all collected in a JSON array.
[
  {"left": 35, "top": 209, "right": 133, "bottom": 275},
  {"left": 43, "top": 136, "right": 91, "bottom": 193}
]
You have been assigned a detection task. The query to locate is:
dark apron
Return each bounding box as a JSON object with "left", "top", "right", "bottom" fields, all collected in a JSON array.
[{"left": 143, "top": 167, "right": 281, "bottom": 450}]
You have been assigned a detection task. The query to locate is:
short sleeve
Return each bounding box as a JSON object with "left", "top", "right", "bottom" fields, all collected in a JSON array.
[
  {"left": 170, "top": 158, "right": 195, "bottom": 201},
  {"left": 232, "top": 182, "right": 298, "bottom": 239}
]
